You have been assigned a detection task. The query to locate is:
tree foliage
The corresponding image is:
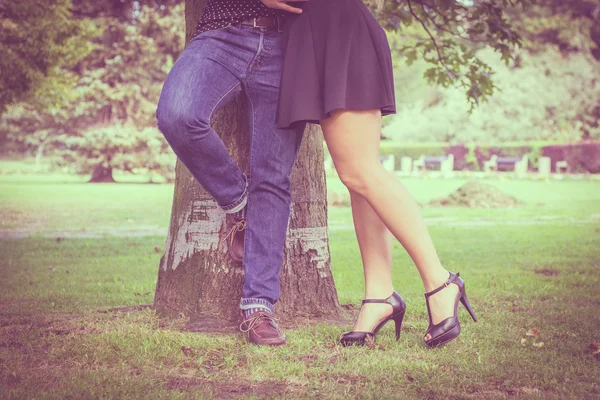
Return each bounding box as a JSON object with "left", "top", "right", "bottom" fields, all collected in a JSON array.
[
  {"left": 382, "top": 0, "right": 600, "bottom": 143},
  {"left": 385, "top": 47, "right": 600, "bottom": 142},
  {"left": 377, "top": 0, "right": 535, "bottom": 111},
  {"left": 1, "top": 2, "right": 184, "bottom": 180},
  {"left": 511, "top": 0, "right": 600, "bottom": 59},
  {"left": 0, "top": 0, "right": 97, "bottom": 113}
]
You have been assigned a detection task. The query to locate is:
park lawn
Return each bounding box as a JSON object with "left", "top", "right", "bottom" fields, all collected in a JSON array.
[
  {"left": 1, "top": 172, "right": 600, "bottom": 399},
  {"left": 2, "top": 170, "right": 599, "bottom": 231}
]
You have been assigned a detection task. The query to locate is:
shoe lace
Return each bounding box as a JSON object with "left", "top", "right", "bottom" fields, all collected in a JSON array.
[
  {"left": 221, "top": 219, "right": 246, "bottom": 246},
  {"left": 239, "top": 312, "right": 277, "bottom": 333}
]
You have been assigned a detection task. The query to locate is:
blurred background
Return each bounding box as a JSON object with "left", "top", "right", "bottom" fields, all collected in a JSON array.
[{"left": 1, "top": 0, "right": 599, "bottom": 182}]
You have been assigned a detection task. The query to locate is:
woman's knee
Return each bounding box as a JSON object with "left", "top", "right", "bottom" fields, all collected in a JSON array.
[
  {"left": 337, "top": 164, "right": 381, "bottom": 195},
  {"left": 338, "top": 171, "right": 369, "bottom": 194}
]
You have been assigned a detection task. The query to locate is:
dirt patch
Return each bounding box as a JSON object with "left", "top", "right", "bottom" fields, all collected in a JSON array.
[
  {"left": 166, "top": 377, "right": 203, "bottom": 391},
  {"left": 101, "top": 304, "right": 154, "bottom": 314},
  {"left": 331, "top": 374, "right": 368, "bottom": 385},
  {"left": 428, "top": 181, "right": 523, "bottom": 208},
  {"left": 184, "top": 317, "right": 240, "bottom": 333},
  {"left": 1, "top": 371, "right": 22, "bottom": 388},
  {"left": 184, "top": 311, "right": 351, "bottom": 334},
  {"left": 535, "top": 268, "right": 560, "bottom": 276},
  {"left": 166, "top": 377, "right": 296, "bottom": 398},
  {"left": 215, "top": 380, "right": 295, "bottom": 399}
]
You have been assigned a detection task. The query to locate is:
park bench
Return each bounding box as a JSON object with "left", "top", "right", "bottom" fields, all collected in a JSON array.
[
  {"left": 413, "top": 154, "right": 455, "bottom": 174},
  {"left": 483, "top": 155, "right": 528, "bottom": 175},
  {"left": 325, "top": 154, "right": 396, "bottom": 174},
  {"left": 555, "top": 160, "right": 569, "bottom": 173},
  {"left": 380, "top": 154, "right": 395, "bottom": 172}
]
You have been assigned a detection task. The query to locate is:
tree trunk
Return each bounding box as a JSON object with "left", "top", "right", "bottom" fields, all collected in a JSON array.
[
  {"left": 153, "top": 0, "right": 341, "bottom": 329},
  {"left": 89, "top": 165, "right": 115, "bottom": 183}
]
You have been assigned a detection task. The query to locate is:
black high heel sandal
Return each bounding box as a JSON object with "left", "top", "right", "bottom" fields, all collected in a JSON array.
[
  {"left": 423, "top": 272, "right": 478, "bottom": 348},
  {"left": 339, "top": 292, "right": 406, "bottom": 347}
]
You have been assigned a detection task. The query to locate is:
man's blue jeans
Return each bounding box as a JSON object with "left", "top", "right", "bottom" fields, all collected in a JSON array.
[{"left": 156, "top": 24, "right": 305, "bottom": 313}]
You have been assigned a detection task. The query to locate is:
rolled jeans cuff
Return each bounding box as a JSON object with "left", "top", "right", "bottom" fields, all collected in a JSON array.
[
  {"left": 222, "top": 174, "right": 249, "bottom": 213},
  {"left": 239, "top": 298, "right": 274, "bottom": 313}
]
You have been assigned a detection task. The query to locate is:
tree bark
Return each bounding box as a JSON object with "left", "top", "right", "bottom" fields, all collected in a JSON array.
[
  {"left": 153, "top": 0, "right": 341, "bottom": 329},
  {"left": 89, "top": 165, "right": 115, "bottom": 183}
]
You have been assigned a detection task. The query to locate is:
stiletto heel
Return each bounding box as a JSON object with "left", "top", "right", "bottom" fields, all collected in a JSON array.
[
  {"left": 392, "top": 309, "right": 406, "bottom": 341},
  {"left": 423, "top": 272, "right": 478, "bottom": 348},
  {"left": 339, "top": 292, "right": 406, "bottom": 347},
  {"left": 460, "top": 290, "right": 478, "bottom": 322}
]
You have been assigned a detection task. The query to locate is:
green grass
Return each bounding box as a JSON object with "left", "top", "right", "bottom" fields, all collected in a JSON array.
[{"left": 1, "top": 167, "right": 600, "bottom": 399}]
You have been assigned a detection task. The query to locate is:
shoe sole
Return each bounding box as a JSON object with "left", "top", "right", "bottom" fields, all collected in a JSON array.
[
  {"left": 425, "top": 323, "right": 461, "bottom": 348},
  {"left": 249, "top": 338, "right": 286, "bottom": 346},
  {"left": 228, "top": 248, "right": 243, "bottom": 263}
]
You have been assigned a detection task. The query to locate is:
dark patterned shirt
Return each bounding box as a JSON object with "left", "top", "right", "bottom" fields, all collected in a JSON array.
[{"left": 194, "top": 0, "right": 284, "bottom": 37}]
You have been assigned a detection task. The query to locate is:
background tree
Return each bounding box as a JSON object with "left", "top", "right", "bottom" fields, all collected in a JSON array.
[
  {"left": 0, "top": 0, "right": 95, "bottom": 154},
  {"left": 1, "top": 1, "right": 184, "bottom": 181},
  {"left": 0, "top": 0, "right": 95, "bottom": 113}
]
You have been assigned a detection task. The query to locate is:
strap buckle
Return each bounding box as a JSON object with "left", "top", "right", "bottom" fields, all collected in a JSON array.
[{"left": 444, "top": 272, "right": 460, "bottom": 286}]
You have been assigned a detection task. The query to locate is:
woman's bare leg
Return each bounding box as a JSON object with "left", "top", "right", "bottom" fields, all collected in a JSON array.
[
  {"left": 348, "top": 190, "right": 395, "bottom": 331},
  {"left": 321, "top": 109, "right": 458, "bottom": 337}
]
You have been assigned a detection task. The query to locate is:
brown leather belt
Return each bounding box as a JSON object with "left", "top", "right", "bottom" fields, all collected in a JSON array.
[{"left": 240, "top": 16, "right": 284, "bottom": 32}]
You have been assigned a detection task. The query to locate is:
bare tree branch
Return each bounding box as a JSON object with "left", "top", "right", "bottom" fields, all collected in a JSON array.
[
  {"left": 422, "top": 10, "right": 488, "bottom": 43},
  {"left": 406, "top": 0, "right": 450, "bottom": 70}
]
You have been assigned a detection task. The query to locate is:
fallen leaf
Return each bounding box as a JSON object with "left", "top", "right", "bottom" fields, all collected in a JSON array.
[
  {"left": 589, "top": 343, "right": 600, "bottom": 355},
  {"left": 505, "top": 387, "right": 519, "bottom": 395},
  {"left": 181, "top": 346, "right": 196, "bottom": 357},
  {"left": 154, "top": 246, "right": 161, "bottom": 253},
  {"left": 526, "top": 329, "right": 540, "bottom": 337},
  {"left": 365, "top": 334, "right": 376, "bottom": 350},
  {"left": 520, "top": 338, "right": 527, "bottom": 346},
  {"left": 532, "top": 341, "right": 545, "bottom": 348},
  {"left": 56, "top": 237, "right": 61, "bottom": 242},
  {"left": 182, "top": 361, "right": 199, "bottom": 369}
]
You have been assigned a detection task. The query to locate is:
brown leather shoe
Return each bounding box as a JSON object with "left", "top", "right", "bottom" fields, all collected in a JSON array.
[
  {"left": 239, "top": 311, "right": 286, "bottom": 346},
  {"left": 223, "top": 214, "right": 246, "bottom": 263}
]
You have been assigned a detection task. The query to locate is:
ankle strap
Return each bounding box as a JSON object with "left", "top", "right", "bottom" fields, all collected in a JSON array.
[
  {"left": 425, "top": 272, "right": 460, "bottom": 298},
  {"left": 361, "top": 292, "right": 407, "bottom": 314},
  {"left": 362, "top": 292, "right": 396, "bottom": 304},
  {"left": 362, "top": 298, "right": 390, "bottom": 304}
]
